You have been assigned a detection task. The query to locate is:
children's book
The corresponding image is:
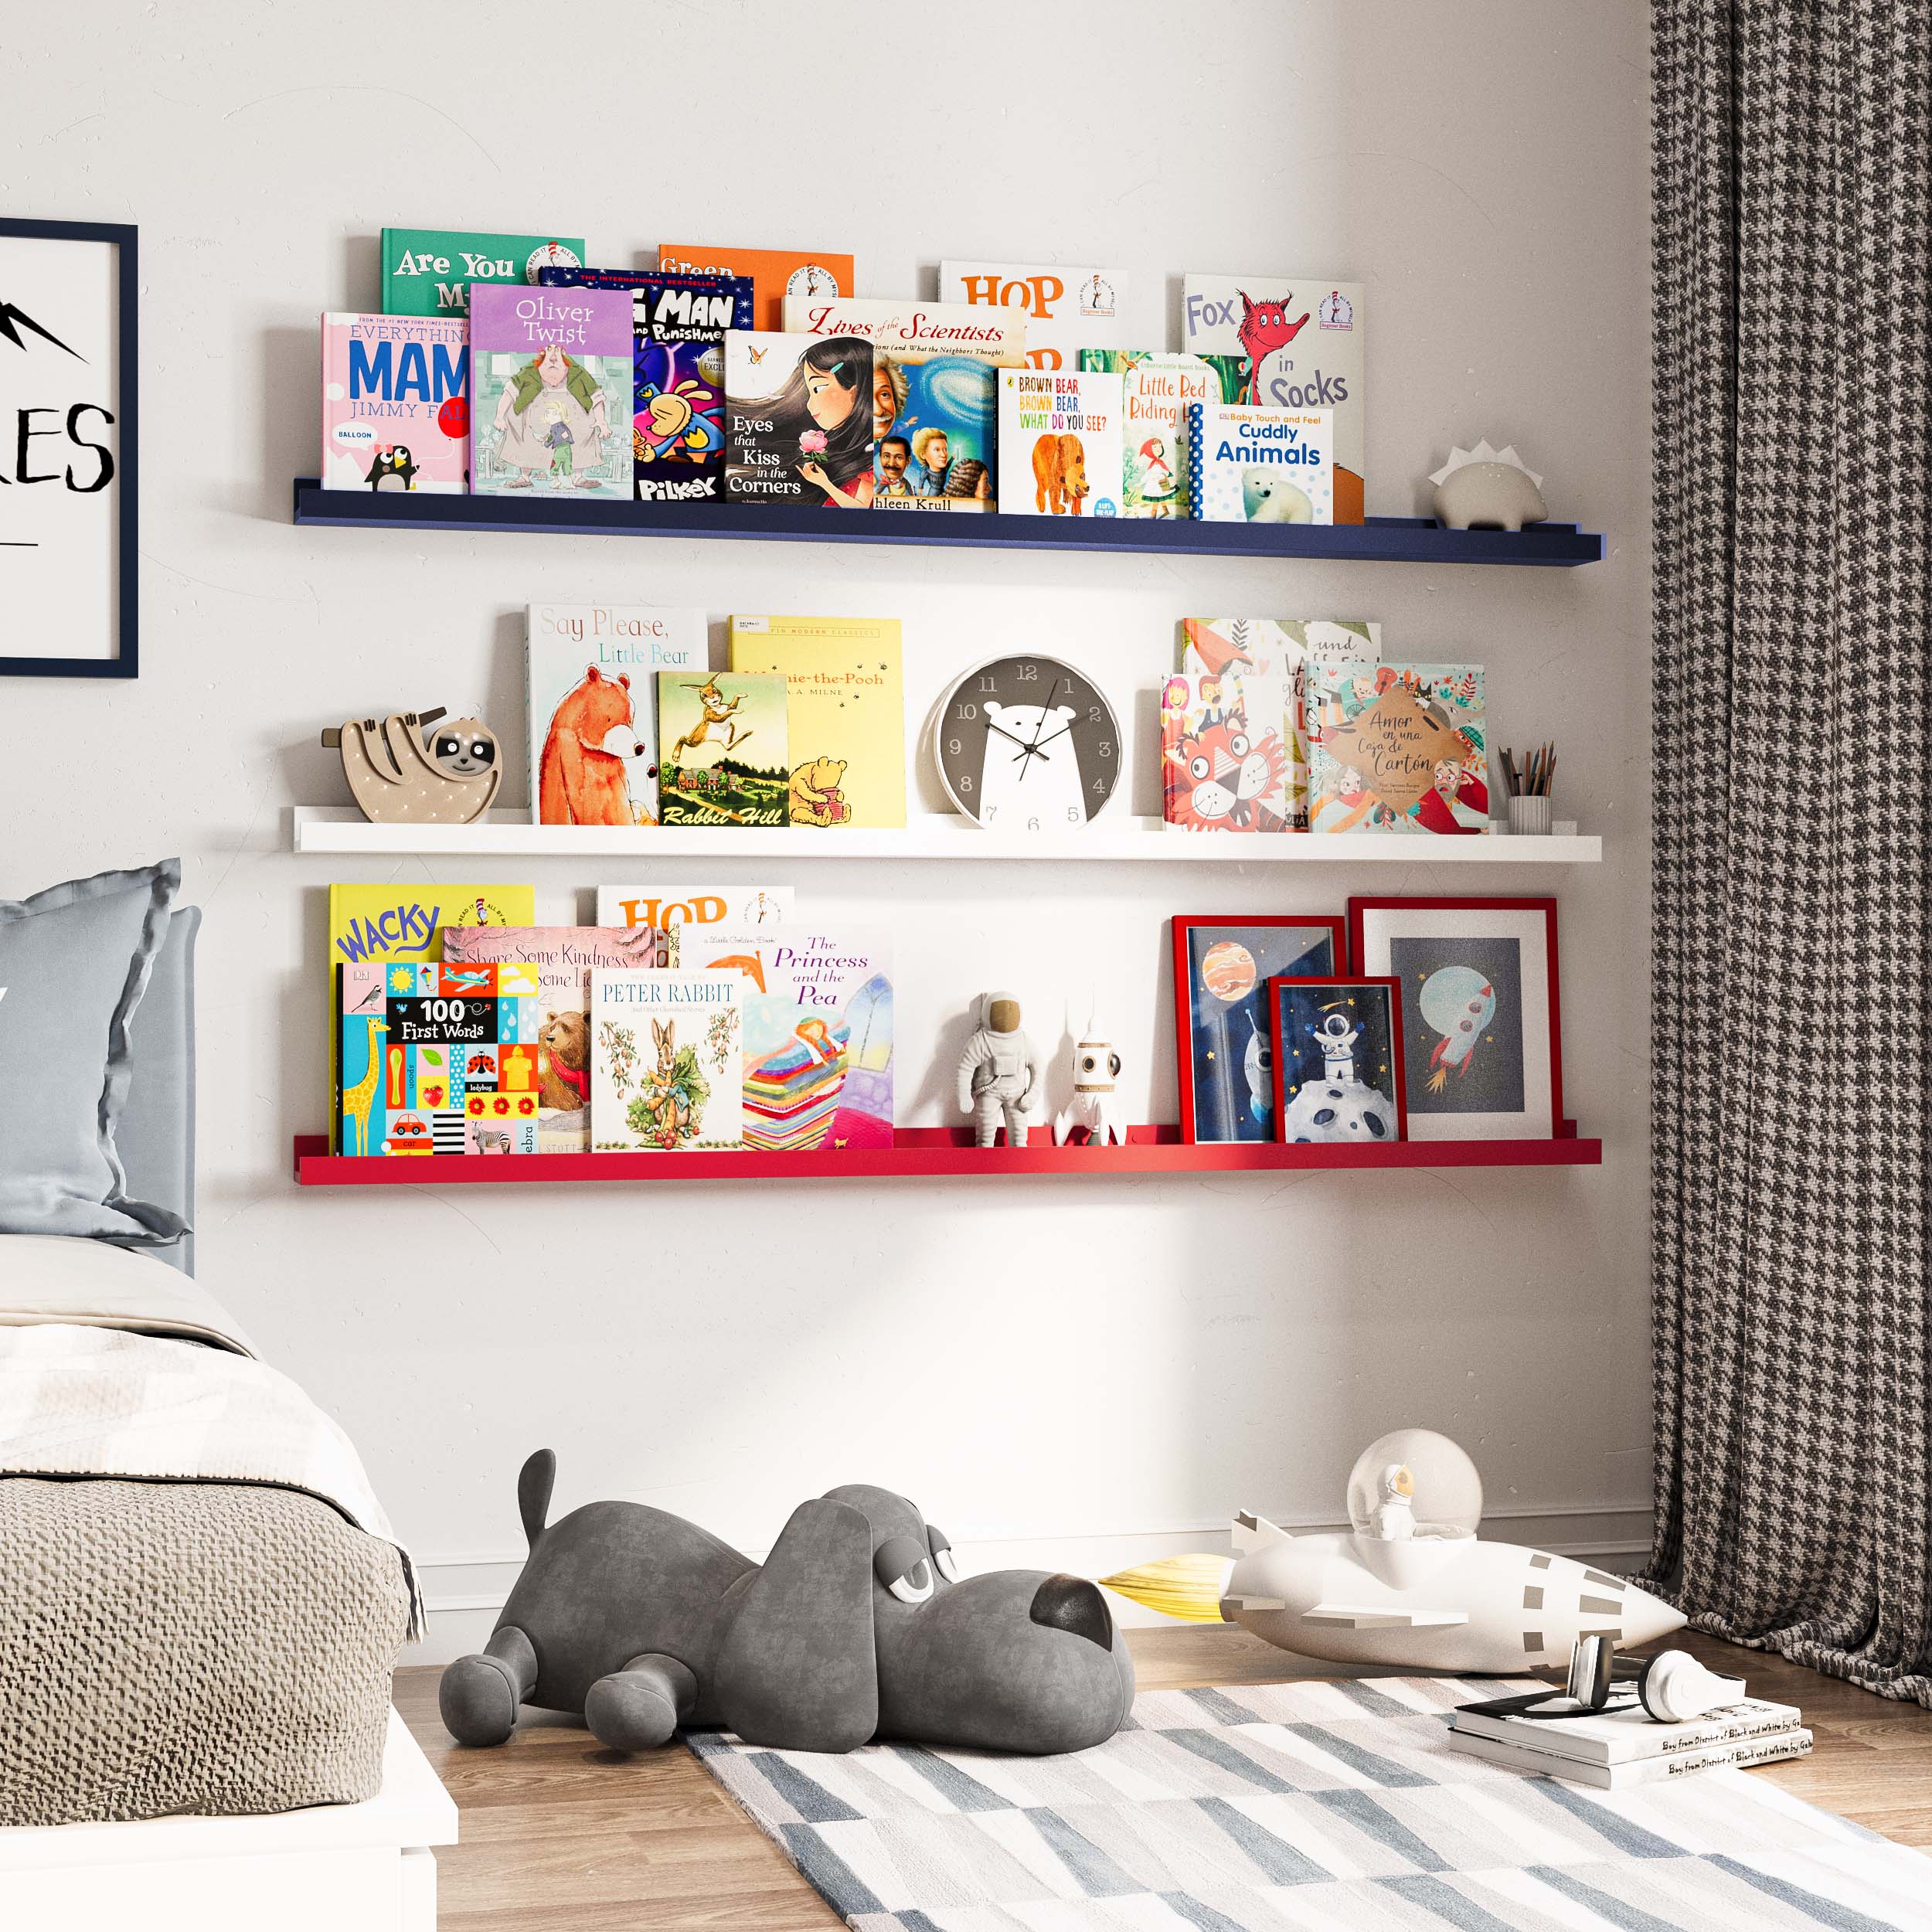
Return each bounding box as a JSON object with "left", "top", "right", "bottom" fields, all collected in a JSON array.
[
  {"left": 655, "top": 244, "right": 852, "bottom": 332},
  {"left": 328, "top": 884, "right": 534, "bottom": 1150},
  {"left": 596, "top": 884, "right": 794, "bottom": 930},
  {"left": 1186, "top": 403, "right": 1333, "bottom": 525},
  {"left": 725, "top": 331, "right": 876, "bottom": 508},
  {"left": 1306, "top": 663, "right": 1489, "bottom": 834},
  {"left": 727, "top": 616, "right": 905, "bottom": 828},
  {"left": 336, "top": 960, "right": 542, "bottom": 1158},
  {"left": 381, "top": 229, "right": 585, "bottom": 318},
  {"left": 321, "top": 315, "right": 468, "bottom": 493},
  {"left": 675, "top": 927, "right": 893, "bottom": 1152},
  {"left": 781, "top": 297, "right": 1026, "bottom": 511},
  {"left": 1182, "top": 274, "right": 1365, "bottom": 521},
  {"left": 1181, "top": 618, "right": 1383, "bottom": 826},
  {"left": 590, "top": 971, "right": 744, "bottom": 1151},
  {"left": 655, "top": 672, "right": 790, "bottom": 826},
  {"left": 538, "top": 267, "right": 753, "bottom": 502},
  {"left": 443, "top": 925, "right": 673, "bottom": 1152},
  {"left": 1079, "top": 352, "right": 1247, "bottom": 517},
  {"left": 469, "top": 284, "right": 633, "bottom": 496},
  {"left": 1159, "top": 671, "right": 1291, "bottom": 833},
  {"left": 997, "top": 369, "right": 1124, "bottom": 518},
  {"left": 527, "top": 604, "right": 705, "bottom": 826},
  {"left": 939, "top": 261, "right": 1127, "bottom": 370}
]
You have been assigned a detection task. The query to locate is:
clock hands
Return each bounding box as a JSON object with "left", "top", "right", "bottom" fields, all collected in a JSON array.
[
  {"left": 985, "top": 719, "right": 1042, "bottom": 756},
  {"left": 1009, "top": 679, "right": 1066, "bottom": 782}
]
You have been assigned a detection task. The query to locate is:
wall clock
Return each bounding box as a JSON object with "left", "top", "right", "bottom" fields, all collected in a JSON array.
[{"left": 932, "top": 653, "right": 1122, "bottom": 830}]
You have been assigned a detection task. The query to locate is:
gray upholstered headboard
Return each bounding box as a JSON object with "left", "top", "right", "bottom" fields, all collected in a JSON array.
[{"left": 117, "top": 906, "right": 199, "bottom": 1276}]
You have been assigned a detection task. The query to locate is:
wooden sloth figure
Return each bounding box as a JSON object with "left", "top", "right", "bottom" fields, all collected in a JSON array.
[{"left": 325, "top": 706, "right": 502, "bottom": 825}]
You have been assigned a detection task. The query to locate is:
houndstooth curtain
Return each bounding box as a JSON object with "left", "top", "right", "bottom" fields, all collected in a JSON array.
[{"left": 1644, "top": 0, "right": 1932, "bottom": 1705}]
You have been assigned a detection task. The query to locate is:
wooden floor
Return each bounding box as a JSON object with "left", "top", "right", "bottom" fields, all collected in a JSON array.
[{"left": 394, "top": 1628, "right": 1932, "bottom": 1931}]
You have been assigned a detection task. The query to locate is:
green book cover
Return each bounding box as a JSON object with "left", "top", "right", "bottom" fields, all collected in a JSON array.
[{"left": 381, "top": 229, "right": 587, "bottom": 318}]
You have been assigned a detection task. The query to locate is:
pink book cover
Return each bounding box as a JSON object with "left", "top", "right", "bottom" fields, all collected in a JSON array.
[{"left": 321, "top": 312, "right": 469, "bottom": 493}]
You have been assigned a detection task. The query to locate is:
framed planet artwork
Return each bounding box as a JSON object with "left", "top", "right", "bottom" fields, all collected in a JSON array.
[
  {"left": 1171, "top": 916, "right": 1346, "bottom": 1142},
  {"left": 1347, "top": 897, "right": 1563, "bottom": 1141}
]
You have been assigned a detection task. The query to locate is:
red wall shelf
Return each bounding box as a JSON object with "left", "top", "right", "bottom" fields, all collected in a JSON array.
[{"left": 292, "top": 1124, "right": 1599, "bottom": 1186}]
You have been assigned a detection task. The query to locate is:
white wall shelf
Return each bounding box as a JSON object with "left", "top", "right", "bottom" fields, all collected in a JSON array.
[{"left": 290, "top": 807, "right": 1602, "bottom": 865}]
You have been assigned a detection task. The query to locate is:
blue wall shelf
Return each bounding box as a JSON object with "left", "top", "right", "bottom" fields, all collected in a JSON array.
[{"left": 290, "top": 479, "right": 1604, "bottom": 567}]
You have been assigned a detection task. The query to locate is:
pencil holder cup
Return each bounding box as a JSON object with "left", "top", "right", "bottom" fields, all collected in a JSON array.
[{"left": 1508, "top": 795, "right": 1553, "bottom": 836}]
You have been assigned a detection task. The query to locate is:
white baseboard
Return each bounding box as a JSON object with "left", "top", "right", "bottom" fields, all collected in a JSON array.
[{"left": 407, "top": 1502, "right": 1655, "bottom": 1665}]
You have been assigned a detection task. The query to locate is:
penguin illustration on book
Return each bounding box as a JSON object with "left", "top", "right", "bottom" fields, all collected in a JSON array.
[{"left": 364, "top": 444, "right": 420, "bottom": 492}]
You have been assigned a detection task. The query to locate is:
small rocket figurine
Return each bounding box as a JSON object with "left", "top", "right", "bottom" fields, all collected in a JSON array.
[{"left": 1053, "top": 1012, "right": 1125, "bottom": 1148}]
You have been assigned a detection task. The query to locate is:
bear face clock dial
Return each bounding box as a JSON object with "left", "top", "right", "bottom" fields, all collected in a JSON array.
[{"left": 933, "top": 655, "right": 1122, "bottom": 831}]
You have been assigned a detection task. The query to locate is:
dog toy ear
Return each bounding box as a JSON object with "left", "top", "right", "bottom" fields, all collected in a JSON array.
[
  {"left": 716, "top": 1498, "right": 877, "bottom": 1751},
  {"left": 518, "top": 1449, "right": 556, "bottom": 1549}
]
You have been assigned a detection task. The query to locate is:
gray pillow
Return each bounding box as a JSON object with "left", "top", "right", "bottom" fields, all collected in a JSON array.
[{"left": 0, "top": 860, "right": 188, "bottom": 1243}]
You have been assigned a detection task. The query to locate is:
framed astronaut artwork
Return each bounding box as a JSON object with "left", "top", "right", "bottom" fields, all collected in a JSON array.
[
  {"left": 1266, "top": 976, "right": 1406, "bottom": 1146},
  {"left": 931, "top": 653, "right": 1122, "bottom": 829}
]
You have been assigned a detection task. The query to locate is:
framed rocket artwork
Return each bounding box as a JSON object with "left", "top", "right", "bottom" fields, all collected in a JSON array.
[{"left": 1348, "top": 898, "right": 1563, "bottom": 1141}]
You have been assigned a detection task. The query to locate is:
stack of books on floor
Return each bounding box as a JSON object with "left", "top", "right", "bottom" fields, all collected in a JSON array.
[{"left": 1450, "top": 1692, "right": 1810, "bottom": 1789}]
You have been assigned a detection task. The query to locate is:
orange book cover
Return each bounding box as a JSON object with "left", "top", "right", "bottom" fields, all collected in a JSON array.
[{"left": 655, "top": 244, "right": 852, "bottom": 332}]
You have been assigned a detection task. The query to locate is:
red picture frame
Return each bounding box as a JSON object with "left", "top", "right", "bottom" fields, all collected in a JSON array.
[
  {"left": 1171, "top": 915, "right": 1348, "bottom": 1143},
  {"left": 1267, "top": 975, "right": 1408, "bottom": 1145}
]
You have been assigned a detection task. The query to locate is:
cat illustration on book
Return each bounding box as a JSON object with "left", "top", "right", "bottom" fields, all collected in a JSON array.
[
  {"left": 1164, "top": 702, "right": 1290, "bottom": 832},
  {"left": 1236, "top": 293, "right": 1311, "bottom": 405}
]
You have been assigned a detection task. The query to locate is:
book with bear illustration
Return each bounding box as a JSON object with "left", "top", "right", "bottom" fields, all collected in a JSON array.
[
  {"left": 1159, "top": 671, "right": 1291, "bottom": 835},
  {"left": 726, "top": 615, "right": 906, "bottom": 828},
  {"left": 1306, "top": 663, "right": 1489, "bottom": 835},
  {"left": 655, "top": 244, "right": 852, "bottom": 332},
  {"left": 527, "top": 603, "right": 705, "bottom": 826},
  {"left": 320, "top": 315, "right": 469, "bottom": 493},
  {"left": 538, "top": 266, "right": 754, "bottom": 503},
  {"left": 1185, "top": 402, "right": 1334, "bottom": 525},
  {"left": 997, "top": 368, "right": 1123, "bottom": 518},
  {"left": 1079, "top": 351, "right": 1248, "bottom": 516},
  {"left": 724, "top": 330, "right": 876, "bottom": 508},
  {"left": 380, "top": 228, "right": 584, "bottom": 317},
  {"left": 655, "top": 671, "right": 791, "bottom": 826},
  {"left": 443, "top": 926, "right": 674, "bottom": 1153},
  {"left": 590, "top": 971, "right": 745, "bottom": 1151},
  {"left": 939, "top": 260, "right": 1128, "bottom": 370}
]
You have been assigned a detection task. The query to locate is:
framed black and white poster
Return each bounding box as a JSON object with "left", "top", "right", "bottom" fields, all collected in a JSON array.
[{"left": 0, "top": 218, "right": 138, "bottom": 679}]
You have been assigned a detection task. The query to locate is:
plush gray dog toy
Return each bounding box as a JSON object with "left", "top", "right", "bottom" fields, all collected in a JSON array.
[{"left": 440, "top": 1452, "right": 1135, "bottom": 1756}]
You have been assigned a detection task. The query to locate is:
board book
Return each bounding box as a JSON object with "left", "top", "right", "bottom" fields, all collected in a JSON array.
[
  {"left": 320, "top": 315, "right": 468, "bottom": 493},
  {"left": 655, "top": 671, "right": 790, "bottom": 826},
  {"left": 597, "top": 884, "right": 794, "bottom": 930},
  {"left": 381, "top": 229, "right": 584, "bottom": 318},
  {"left": 656, "top": 244, "right": 852, "bottom": 333},
  {"left": 939, "top": 260, "right": 1127, "bottom": 370},
  {"left": 1306, "top": 663, "right": 1489, "bottom": 834},
  {"left": 1080, "top": 351, "right": 1247, "bottom": 516},
  {"left": 997, "top": 369, "right": 1124, "bottom": 519},
  {"left": 1185, "top": 403, "right": 1333, "bottom": 525},
  {"left": 725, "top": 330, "right": 876, "bottom": 508},
  {"left": 539, "top": 267, "right": 753, "bottom": 502},
  {"left": 1182, "top": 274, "right": 1364, "bottom": 521},
  {"left": 443, "top": 924, "right": 672, "bottom": 1152},
  {"left": 527, "top": 603, "right": 705, "bottom": 826},
  {"left": 1160, "top": 671, "right": 1291, "bottom": 834},
  {"left": 727, "top": 615, "right": 906, "bottom": 828},
  {"left": 590, "top": 971, "right": 744, "bottom": 1151},
  {"left": 469, "top": 284, "right": 633, "bottom": 496}
]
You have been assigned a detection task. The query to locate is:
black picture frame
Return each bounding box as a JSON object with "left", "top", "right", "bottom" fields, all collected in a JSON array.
[{"left": 0, "top": 216, "right": 138, "bottom": 679}]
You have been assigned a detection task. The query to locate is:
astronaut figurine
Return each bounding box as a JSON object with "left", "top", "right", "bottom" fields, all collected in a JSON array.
[
  {"left": 957, "top": 991, "right": 1043, "bottom": 1148},
  {"left": 1368, "top": 1463, "right": 1417, "bottom": 1540}
]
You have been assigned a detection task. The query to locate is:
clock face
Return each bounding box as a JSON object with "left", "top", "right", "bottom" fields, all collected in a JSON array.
[{"left": 934, "top": 654, "right": 1122, "bottom": 830}]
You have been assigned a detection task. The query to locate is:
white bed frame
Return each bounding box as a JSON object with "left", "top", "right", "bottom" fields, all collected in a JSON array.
[{"left": 0, "top": 1709, "right": 455, "bottom": 1930}]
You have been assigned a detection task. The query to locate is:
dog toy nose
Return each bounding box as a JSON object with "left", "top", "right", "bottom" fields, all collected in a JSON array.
[{"left": 1029, "top": 1574, "right": 1114, "bottom": 1651}]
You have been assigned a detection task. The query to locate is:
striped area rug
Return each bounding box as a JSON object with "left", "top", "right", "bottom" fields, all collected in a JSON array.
[{"left": 688, "top": 1675, "right": 1932, "bottom": 1930}]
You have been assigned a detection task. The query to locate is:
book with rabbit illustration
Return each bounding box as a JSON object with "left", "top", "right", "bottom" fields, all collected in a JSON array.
[
  {"left": 655, "top": 672, "right": 791, "bottom": 827},
  {"left": 321, "top": 314, "right": 469, "bottom": 493},
  {"left": 1159, "top": 671, "right": 1291, "bottom": 835},
  {"left": 1306, "top": 662, "right": 1489, "bottom": 834},
  {"left": 1079, "top": 351, "right": 1247, "bottom": 516},
  {"left": 590, "top": 971, "right": 745, "bottom": 1151},
  {"left": 997, "top": 368, "right": 1123, "bottom": 518},
  {"left": 1185, "top": 403, "right": 1333, "bottom": 525}
]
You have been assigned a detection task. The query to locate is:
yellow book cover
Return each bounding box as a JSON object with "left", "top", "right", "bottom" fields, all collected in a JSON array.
[
  {"left": 727, "top": 615, "right": 906, "bottom": 828},
  {"left": 327, "top": 883, "right": 536, "bottom": 1148}
]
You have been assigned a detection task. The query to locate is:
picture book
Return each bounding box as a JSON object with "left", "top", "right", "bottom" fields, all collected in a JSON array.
[
  {"left": 1447, "top": 1725, "right": 1812, "bottom": 1790},
  {"left": 655, "top": 671, "right": 790, "bottom": 826},
  {"left": 1079, "top": 352, "right": 1247, "bottom": 517},
  {"left": 320, "top": 315, "right": 468, "bottom": 493},
  {"left": 656, "top": 243, "right": 852, "bottom": 333},
  {"left": 782, "top": 297, "right": 1026, "bottom": 511},
  {"left": 1159, "top": 670, "right": 1291, "bottom": 833},
  {"left": 539, "top": 267, "right": 754, "bottom": 502},
  {"left": 1306, "top": 663, "right": 1489, "bottom": 834},
  {"left": 469, "top": 284, "right": 633, "bottom": 497},
  {"left": 1451, "top": 1695, "right": 1804, "bottom": 1767},
  {"left": 527, "top": 604, "right": 705, "bottom": 826},
  {"left": 1182, "top": 274, "right": 1365, "bottom": 521},
  {"left": 725, "top": 330, "right": 876, "bottom": 508},
  {"left": 1185, "top": 403, "right": 1333, "bottom": 525},
  {"left": 675, "top": 926, "right": 893, "bottom": 1152},
  {"left": 997, "top": 369, "right": 1124, "bottom": 519},
  {"left": 443, "top": 924, "right": 672, "bottom": 1152},
  {"left": 328, "top": 883, "right": 534, "bottom": 1150},
  {"left": 1181, "top": 618, "right": 1383, "bottom": 825},
  {"left": 596, "top": 884, "right": 794, "bottom": 930},
  {"left": 939, "top": 261, "right": 1128, "bottom": 369},
  {"left": 381, "top": 229, "right": 585, "bottom": 318},
  {"left": 336, "top": 960, "right": 542, "bottom": 1159},
  {"left": 727, "top": 615, "right": 905, "bottom": 828},
  {"left": 590, "top": 971, "right": 744, "bottom": 1151}
]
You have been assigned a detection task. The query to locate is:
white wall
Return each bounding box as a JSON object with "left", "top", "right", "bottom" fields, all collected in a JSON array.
[{"left": 1, "top": 1, "right": 1652, "bottom": 1658}]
